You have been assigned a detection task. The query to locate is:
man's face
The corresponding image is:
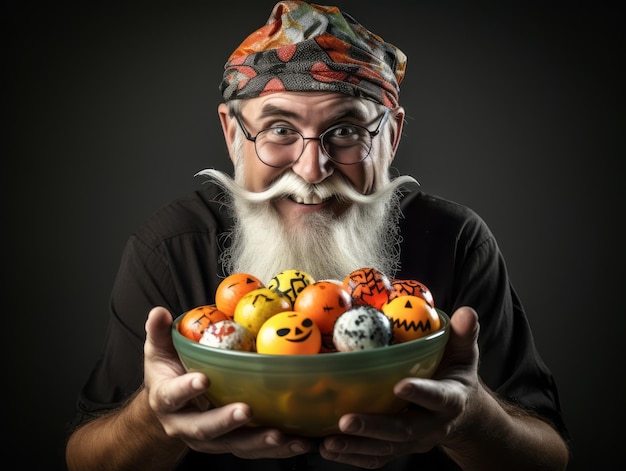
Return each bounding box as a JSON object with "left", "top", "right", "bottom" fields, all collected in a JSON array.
[
  {"left": 220, "top": 92, "right": 396, "bottom": 228},
  {"left": 213, "top": 92, "right": 406, "bottom": 282}
]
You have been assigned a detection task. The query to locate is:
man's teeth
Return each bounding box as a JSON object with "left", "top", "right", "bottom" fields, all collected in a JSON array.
[{"left": 293, "top": 193, "right": 323, "bottom": 204}]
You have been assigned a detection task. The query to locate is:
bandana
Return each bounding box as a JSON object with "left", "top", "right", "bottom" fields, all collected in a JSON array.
[{"left": 219, "top": 1, "right": 407, "bottom": 109}]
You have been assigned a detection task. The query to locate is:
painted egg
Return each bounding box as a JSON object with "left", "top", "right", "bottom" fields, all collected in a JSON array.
[
  {"left": 342, "top": 267, "right": 392, "bottom": 309},
  {"left": 256, "top": 311, "right": 322, "bottom": 355},
  {"left": 389, "top": 279, "right": 435, "bottom": 308},
  {"left": 233, "top": 287, "right": 292, "bottom": 336},
  {"left": 267, "top": 269, "right": 315, "bottom": 307},
  {"left": 332, "top": 305, "right": 393, "bottom": 351},
  {"left": 293, "top": 280, "right": 352, "bottom": 352},
  {"left": 215, "top": 272, "right": 264, "bottom": 318},
  {"left": 178, "top": 304, "right": 230, "bottom": 341},
  {"left": 199, "top": 319, "right": 256, "bottom": 351},
  {"left": 382, "top": 295, "right": 441, "bottom": 343}
]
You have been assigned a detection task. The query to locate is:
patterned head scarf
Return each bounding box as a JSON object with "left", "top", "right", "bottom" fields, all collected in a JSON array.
[{"left": 219, "top": 1, "right": 407, "bottom": 109}]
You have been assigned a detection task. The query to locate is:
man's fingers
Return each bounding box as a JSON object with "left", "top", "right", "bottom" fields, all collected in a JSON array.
[
  {"left": 449, "top": 306, "right": 479, "bottom": 345},
  {"left": 437, "top": 306, "right": 479, "bottom": 373},
  {"left": 146, "top": 306, "right": 174, "bottom": 348}
]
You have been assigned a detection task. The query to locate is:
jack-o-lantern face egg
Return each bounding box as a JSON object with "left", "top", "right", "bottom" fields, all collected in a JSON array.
[
  {"left": 382, "top": 295, "right": 441, "bottom": 343},
  {"left": 389, "top": 279, "right": 435, "bottom": 308},
  {"left": 256, "top": 311, "right": 321, "bottom": 355},
  {"left": 267, "top": 269, "right": 315, "bottom": 307},
  {"left": 342, "top": 267, "right": 392, "bottom": 309},
  {"left": 178, "top": 305, "right": 230, "bottom": 341}
]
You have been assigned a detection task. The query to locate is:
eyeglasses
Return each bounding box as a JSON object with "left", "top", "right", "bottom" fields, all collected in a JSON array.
[{"left": 232, "top": 109, "right": 390, "bottom": 168}]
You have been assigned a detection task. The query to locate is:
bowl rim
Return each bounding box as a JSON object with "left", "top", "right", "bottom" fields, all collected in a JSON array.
[{"left": 172, "top": 309, "right": 450, "bottom": 367}]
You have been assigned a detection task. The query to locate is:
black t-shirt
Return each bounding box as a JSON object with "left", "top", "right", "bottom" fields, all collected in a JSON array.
[{"left": 69, "top": 184, "right": 568, "bottom": 470}]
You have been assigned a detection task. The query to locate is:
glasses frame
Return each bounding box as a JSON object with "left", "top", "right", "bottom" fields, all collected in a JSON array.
[{"left": 232, "top": 109, "right": 391, "bottom": 168}]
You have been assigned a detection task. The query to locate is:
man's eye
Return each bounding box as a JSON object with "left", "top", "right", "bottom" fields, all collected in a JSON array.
[
  {"left": 326, "top": 125, "right": 365, "bottom": 144},
  {"left": 269, "top": 126, "right": 294, "bottom": 137},
  {"left": 331, "top": 125, "right": 359, "bottom": 137},
  {"left": 260, "top": 127, "right": 300, "bottom": 144}
]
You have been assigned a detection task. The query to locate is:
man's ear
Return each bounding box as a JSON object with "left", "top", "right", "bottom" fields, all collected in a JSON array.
[
  {"left": 389, "top": 107, "right": 405, "bottom": 161},
  {"left": 218, "top": 103, "right": 237, "bottom": 165}
]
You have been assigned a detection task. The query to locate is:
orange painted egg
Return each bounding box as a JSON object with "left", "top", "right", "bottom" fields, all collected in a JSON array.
[
  {"left": 256, "top": 311, "right": 321, "bottom": 355},
  {"left": 342, "top": 267, "right": 392, "bottom": 309},
  {"left": 293, "top": 280, "right": 352, "bottom": 352},
  {"left": 382, "top": 295, "right": 441, "bottom": 343},
  {"left": 389, "top": 279, "right": 435, "bottom": 307},
  {"left": 215, "top": 272, "right": 264, "bottom": 318},
  {"left": 178, "top": 304, "right": 230, "bottom": 341}
]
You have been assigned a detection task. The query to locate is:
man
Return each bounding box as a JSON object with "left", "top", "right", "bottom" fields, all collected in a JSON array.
[{"left": 65, "top": 1, "right": 570, "bottom": 470}]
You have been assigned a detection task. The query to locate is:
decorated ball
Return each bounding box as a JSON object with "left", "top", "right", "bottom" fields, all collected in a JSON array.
[
  {"left": 388, "top": 279, "right": 435, "bottom": 308},
  {"left": 342, "top": 267, "right": 392, "bottom": 309},
  {"left": 382, "top": 295, "right": 441, "bottom": 343},
  {"left": 233, "top": 287, "right": 292, "bottom": 336},
  {"left": 267, "top": 269, "right": 315, "bottom": 307},
  {"left": 256, "top": 311, "right": 322, "bottom": 355},
  {"left": 332, "top": 305, "right": 394, "bottom": 352},
  {"left": 199, "top": 319, "right": 256, "bottom": 351},
  {"left": 215, "top": 272, "right": 264, "bottom": 317},
  {"left": 178, "top": 304, "right": 230, "bottom": 341},
  {"left": 293, "top": 280, "right": 352, "bottom": 352}
]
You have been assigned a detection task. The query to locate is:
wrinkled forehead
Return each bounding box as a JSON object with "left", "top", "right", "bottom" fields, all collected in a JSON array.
[{"left": 234, "top": 92, "right": 384, "bottom": 120}]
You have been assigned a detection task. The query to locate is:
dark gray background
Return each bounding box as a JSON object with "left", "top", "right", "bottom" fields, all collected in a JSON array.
[{"left": 5, "top": 1, "right": 623, "bottom": 469}]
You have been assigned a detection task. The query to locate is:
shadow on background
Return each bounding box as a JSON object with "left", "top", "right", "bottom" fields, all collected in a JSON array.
[{"left": 5, "top": 0, "right": 623, "bottom": 469}]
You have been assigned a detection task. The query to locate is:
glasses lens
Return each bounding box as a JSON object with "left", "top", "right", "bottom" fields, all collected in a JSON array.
[
  {"left": 255, "top": 128, "right": 304, "bottom": 167},
  {"left": 322, "top": 124, "right": 372, "bottom": 164}
]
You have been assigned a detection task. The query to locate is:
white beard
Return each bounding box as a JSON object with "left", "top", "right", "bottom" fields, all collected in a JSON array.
[{"left": 197, "top": 169, "right": 418, "bottom": 284}]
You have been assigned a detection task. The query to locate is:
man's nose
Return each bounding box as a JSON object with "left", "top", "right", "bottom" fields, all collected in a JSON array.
[{"left": 291, "top": 138, "right": 334, "bottom": 184}]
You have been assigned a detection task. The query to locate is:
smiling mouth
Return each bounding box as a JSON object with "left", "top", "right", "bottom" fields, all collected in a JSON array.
[
  {"left": 290, "top": 193, "right": 327, "bottom": 205},
  {"left": 285, "top": 331, "right": 313, "bottom": 342}
]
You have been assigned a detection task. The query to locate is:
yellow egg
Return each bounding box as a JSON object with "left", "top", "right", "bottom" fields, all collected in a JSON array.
[
  {"left": 256, "top": 311, "right": 321, "bottom": 355},
  {"left": 233, "top": 287, "right": 292, "bottom": 336},
  {"left": 267, "top": 269, "right": 315, "bottom": 307}
]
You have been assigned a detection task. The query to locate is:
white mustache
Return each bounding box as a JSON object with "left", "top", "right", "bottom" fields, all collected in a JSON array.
[{"left": 195, "top": 169, "right": 418, "bottom": 205}]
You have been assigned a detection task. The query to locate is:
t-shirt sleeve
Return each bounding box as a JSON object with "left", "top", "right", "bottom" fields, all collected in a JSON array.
[
  {"left": 68, "top": 235, "right": 174, "bottom": 428},
  {"left": 68, "top": 192, "right": 226, "bottom": 430},
  {"left": 454, "top": 233, "right": 568, "bottom": 438},
  {"left": 398, "top": 192, "right": 569, "bottom": 442}
]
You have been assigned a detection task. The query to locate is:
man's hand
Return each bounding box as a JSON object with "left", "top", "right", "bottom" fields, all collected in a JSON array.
[
  {"left": 144, "top": 306, "right": 314, "bottom": 459},
  {"left": 318, "top": 307, "right": 479, "bottom": 468}
]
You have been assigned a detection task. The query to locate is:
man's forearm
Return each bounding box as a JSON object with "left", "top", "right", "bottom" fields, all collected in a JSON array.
[
  {"left": 443, "top": 385, "right": 569, "bottom": 471},
  {"left": 65, "top": 388, "right": 188, "bottom": 471}
]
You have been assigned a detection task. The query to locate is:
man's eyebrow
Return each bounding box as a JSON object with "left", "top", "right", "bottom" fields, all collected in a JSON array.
[
  {"left": 258, "top": 105, "right": 369, "bottom": 123},
  {"left": 258, "top": 105, "right": 298, "bottom": 119}
]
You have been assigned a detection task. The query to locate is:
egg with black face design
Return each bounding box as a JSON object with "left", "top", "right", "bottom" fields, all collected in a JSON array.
[
  {"left": 256, "top": 311, "right": 322, "bottom": 355},
  {"left": 382, "top": 295, "right": 441, "bottom": 343}
]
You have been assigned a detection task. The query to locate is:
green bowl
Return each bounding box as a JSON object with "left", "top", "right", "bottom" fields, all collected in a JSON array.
[{"left": 172, "top": 310, "right": 450, "bottom": 436}]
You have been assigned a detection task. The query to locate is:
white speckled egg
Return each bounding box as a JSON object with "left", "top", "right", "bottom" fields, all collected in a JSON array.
[
  {"left": 332, "top": 305, "right": 393, "bottom": 351},
  {"left": 199, "top": 320, "right": 256, "bottom": 352}
]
